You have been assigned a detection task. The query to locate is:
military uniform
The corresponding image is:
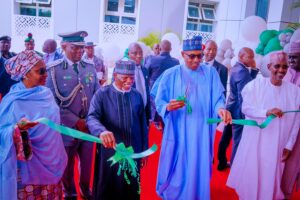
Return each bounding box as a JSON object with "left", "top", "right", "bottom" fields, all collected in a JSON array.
[
  {"left": 46, "top": 57, "right": 99, "bottom": 199},
  {"left": 46, "top": 31, "right": 99, "bottom": 200}
]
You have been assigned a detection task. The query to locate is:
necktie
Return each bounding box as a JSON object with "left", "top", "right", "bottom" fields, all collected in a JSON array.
[{"left": 73, "top": 63, "right": 79, "bottom": 74}]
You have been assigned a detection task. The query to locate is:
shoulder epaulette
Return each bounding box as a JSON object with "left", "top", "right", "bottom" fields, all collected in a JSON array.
[{"left": 46, "top": 58, "right": 64, "bottom": 70}]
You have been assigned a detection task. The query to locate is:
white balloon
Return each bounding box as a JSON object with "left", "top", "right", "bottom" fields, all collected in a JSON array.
[
  {"left": 290, "top": 28, "right": 300, "bottom": 42},
  {"left": 224, "top": 49, "right": 234, "bottom": 59},
  {"left": 162, "top": 33, "right": 181, "bottom": 49},
  {"left": 170, "top": 44, "right": 182, "bottom": 60},
  {"left": 241, "top": 16, "right": 267, "bottom": 42},
  {"left": 100, "top": 42, "right": 121, "bottom": 63},
  {"left": 286, "top": 35, "right": 291, "bottom": 42},
  {"left": 278, "top": 33, "right": 286, "bottom": 41},
  {"left": 230, "top": 56, "right": 238, "bottom": 68},
  {"left": 280, "top": 41, "right": 286, "bottom": 47},
  {"left": 222, "top": 58, "right": 232, "bottom": 69},
  {"left": 220, "top": 39, "right": 232, "bottom": 51},
  {"left": 94, "top": 46, "right": 104, "bottom": 60},
  {"left": 217, "top": 49, "right": 225, "bottom": 57},
  {"left": 137, "top": 41, "right": 152, "bottom": 58},
  {"left": 255, "top": 54, "right": 263, "bottom": 69},
  {"left": 215, "top": 56, "right": 224, "bottom": 63},
  {"left": 216, "top": 49, "right": 225, "bottom": 63},
  {"left": 283, "top": 43, "right": 290, "bottom": 53},
  {"left": 260, "top": 53, "right": 271, "bottom": 77}
]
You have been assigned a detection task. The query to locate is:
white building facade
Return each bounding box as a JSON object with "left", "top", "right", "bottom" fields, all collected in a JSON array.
[{"left": 0, "top": 0, "right": 299, "bottom": 52}]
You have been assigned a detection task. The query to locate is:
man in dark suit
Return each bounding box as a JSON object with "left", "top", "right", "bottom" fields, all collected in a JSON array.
[
  {"left": 145, "top": 40, "right": 180, "bottom": 89},
  {"left": 203, "top": 40, "right": 228, "bottom": 96},
  {"left": 218, "top": 47, "right": 259, "bottom": 170},
  {"left": 128, "top": 42, "right": 151, "bottom": 124},
  {"left": 145, "top": 40, "right": 179, "bottom": 128}
]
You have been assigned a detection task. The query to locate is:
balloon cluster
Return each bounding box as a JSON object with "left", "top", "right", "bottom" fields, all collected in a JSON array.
[
  {"left": 215, "top": 39, "right": 234, "bottom": 69},
  {"left": 255, "top": 29, "right": 294, "bottom": 56}
]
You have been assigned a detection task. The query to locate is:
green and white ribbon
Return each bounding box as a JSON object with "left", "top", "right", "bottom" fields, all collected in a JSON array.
[
  {"left": 207, "top": 110, "right": 300, "bottom": 128},
  {"left": 34, "top": 118, "right": 157, "bottom": 192}
]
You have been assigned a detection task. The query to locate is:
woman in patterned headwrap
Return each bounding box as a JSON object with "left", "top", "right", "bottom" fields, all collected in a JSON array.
[{"left": 0, "top": 50, "right": 67, "bottom": 200}]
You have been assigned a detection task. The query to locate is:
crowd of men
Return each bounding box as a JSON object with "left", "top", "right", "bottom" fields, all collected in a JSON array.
[{"left": 0, "top": 30, "right": 299, "bottom": 200}]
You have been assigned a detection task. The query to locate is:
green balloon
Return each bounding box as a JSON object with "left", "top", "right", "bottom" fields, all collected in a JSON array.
[
  {"left": 255, "top": 43, "right": 265, "bottom": 55},
  {"left": 264, "top": 37, "right": 282, "bottom": 55},
  {"left": 260, "top": 30, "right": 278, "bottom": 46}
]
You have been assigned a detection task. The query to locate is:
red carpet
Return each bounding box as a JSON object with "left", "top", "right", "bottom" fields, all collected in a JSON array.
[
  {"left": 140, "top": 123, "right": 300, "bottom": 200},
  {"left": 74, "top": 123, "right": 300, "bottom": 199}
]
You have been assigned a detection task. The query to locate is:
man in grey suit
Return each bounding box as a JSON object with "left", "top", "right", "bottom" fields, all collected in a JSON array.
[
  {"left": 218, "top": 47, "right": 259, "bottom": 170},
  {"left": 203, "top": 40, "right": 228, "bottom": 96},
  {"left": 145, "top": 40, "right": 179, "bottom": 128},
  {"left": 128, "top": 42, "right": 151, "bottom": 124},
  {"left": 46, "top": 31, "right": 99, "bottom": 200}
]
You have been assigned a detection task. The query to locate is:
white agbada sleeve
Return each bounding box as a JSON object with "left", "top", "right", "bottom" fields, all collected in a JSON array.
[{"left": 241, "top": 79, "right": 268, "bottom": 119}]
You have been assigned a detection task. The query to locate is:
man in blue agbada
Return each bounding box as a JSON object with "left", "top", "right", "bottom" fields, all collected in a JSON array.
[{"left": 152, "top": 36, "right": 232, "bottom": 200}]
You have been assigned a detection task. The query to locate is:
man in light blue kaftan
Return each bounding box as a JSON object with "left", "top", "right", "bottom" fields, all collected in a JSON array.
[{"left": 152, "top": 36, "right": 232, "bottom": 200}]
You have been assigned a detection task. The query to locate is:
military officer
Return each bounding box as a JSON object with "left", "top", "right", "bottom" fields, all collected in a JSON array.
[
  {"left": 46, "top": 31, "right": 99, "bottom": 200},
  {"left": 0, "top": 35, "right": 16, "bottom": 59},
  {"left": 0, "top": 35, "right": 18, "bottom": 99}
]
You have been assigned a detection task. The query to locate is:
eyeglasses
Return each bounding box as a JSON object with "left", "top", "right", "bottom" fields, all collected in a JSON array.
[
  {"left": 38, "top": 68, "right": 47, "bottom": 75},
  {"left": 184, "top": 53, "right": 203, "bottom": 60}
]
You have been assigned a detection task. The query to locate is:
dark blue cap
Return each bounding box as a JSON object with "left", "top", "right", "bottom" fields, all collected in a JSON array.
[
  {"left": 182, "top": 36, "right": 202, "bottom": 51},
  {"left": 0, "top": 35, "right": 11, "bottom": 41}
]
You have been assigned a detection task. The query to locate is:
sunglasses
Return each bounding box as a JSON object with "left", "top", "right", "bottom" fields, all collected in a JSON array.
[
  {"left": 38, "top": 68, "right": 47, "bottom": 75},
  {"left": 184, "top": 53, "right": 203, "bottom": 60}
]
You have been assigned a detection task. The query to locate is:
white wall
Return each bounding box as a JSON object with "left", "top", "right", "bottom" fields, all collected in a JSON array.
[
  {"left": 138, "top": 0, "right": 186, "bottom": 39},
  {"left": 0, "top": 1, "right": 13, "bottom": 37},
  {"left": 77, "top": 0, "right": 101, "bottom": 43},
  {"left": 268, "top": 0, "right": 300, "bottom": 30},
  {"left": 52, "top": 0, "right": 78, "bottom": 40},
  {"left": 53, "top": 0, "right": 102, "bottom": 43},
  {"left": 214, "top": 0, "right": 248, "bottom": 45},
  {"left": 138, "top": 0, "right": 164, "bottom": 38}
]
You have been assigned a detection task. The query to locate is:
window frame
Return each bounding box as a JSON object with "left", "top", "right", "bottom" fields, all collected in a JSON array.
[
  {"left": 19, "top": 2, "right": 52, "bottom": 17},
  {"left": 188, "top": 5, "right": 202, "bottom": 20},
  {"left": 33, "top": 0, "right": 51, "bottom": 5},
  {"left": 201, "top": 7, "right": 216, "bottom": 21},
  {"left": 198, "top": 22, "right": 213, "bottom": 32},
  {"left": 104, "top": 0, "right": 138, "bottom": 24},
  {"left": 16, "top": 0, "right": 33, "bottom": 3}
]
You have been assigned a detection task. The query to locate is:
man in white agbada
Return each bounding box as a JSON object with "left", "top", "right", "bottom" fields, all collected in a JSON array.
[{"left": 227, "top": 51, "right": 300, "bottom": 200}]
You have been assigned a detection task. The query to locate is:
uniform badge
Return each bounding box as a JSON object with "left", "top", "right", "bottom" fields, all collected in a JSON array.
[
  {"left": 63, "top": 75, "right": 72, "bottom": 80},
  {"left": 85, "top": 72, "right": 94, "bottom": 84}
]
